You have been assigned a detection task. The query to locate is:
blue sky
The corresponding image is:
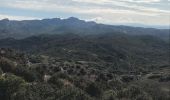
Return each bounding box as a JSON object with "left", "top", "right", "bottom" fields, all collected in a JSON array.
[{"left": 0, "top": 0, "right": 169, "bottom": 25}]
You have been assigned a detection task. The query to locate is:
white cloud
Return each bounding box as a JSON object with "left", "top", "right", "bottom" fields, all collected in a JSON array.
[
  {"left": 73, "top": 0, "right": 161, "bottom": 4},
  {"left": 73, "top": 0, "right": 169, "bottom": 14},
  {"left": 0, "top": 0, "right": 169, "bottom": 25},
  {"left": 0, "top": 14, "right": 39, "bottom": 20},
  {"left": 72, "top": 0, "right": 111, "bottom": 4},
  {"left": 121, "top": 0, "right": 161, "bottom": 3},
  {"left": 2, "top": 0, "right": 168, "bottom": 15}
]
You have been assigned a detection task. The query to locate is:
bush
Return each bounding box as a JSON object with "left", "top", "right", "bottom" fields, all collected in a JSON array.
[
  {"left": 85, "top": 82, "right": 103, "bottom": 97},
  {"left": 108, "top": 79, "right": 124, "bottom": 91},
  {"left": 159, "top": 74, "right": 170, "bottom": 82},
  {"left": 102, "top": 90, "right": 116, "bottom": 100},
  {"left": 147, "top": 74, "right": 162, "bottom": 79},
  {"left": 48, "top": 78, "right": 64, "bottom": 88},
  {"left": 0, "top": 58, "right": 16, "bottom": 72},
  {"left": 55, "top": 87, "right": 93, "bottom": 100},
  {"left": 48, "top": 73, "right": 71, "bottom": 88},
  {"left": 0, "top": 74, "right": 26, "bottom": 100},
  {"left": 13, "top": 83, "right": 55, "bottom": 100},
  {"left": 14, "top": 67, "right": 36, "bottom": 82},
  {"left": 50, "top": 72, "right": 72, "bottom": 81},
  {"left": 0, "top": 68, "right": 3, "bottom": 75},
  {"left": 116, "top": 85, "right": 150, "bottom": 100},
  {"left": 121, "top": 75, "right": 134, "bottom": 82}
]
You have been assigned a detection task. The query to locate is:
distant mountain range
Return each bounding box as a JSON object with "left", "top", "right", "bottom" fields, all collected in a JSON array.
[{"left": 0, "top": 17, "right": 169, "bottom": 41}]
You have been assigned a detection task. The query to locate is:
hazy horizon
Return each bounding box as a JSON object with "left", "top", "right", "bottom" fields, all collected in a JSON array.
[
  {"left": 0, "top": 16, "right": 169, "bottom": 29},
  {"left": 0, "top": 0, "right": 170, "bottom": 26}
]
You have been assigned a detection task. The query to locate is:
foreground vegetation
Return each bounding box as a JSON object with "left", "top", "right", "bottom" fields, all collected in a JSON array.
[{"left": 0, "top": 46, "right": 169, "bottom": 100}]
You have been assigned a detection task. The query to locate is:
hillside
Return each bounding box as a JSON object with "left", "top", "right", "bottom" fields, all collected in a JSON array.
[
  {"left": 0, "top": 18, "right": 169, "bottom": 41},
  {"left": 0, "top": 33, "right": 169, "bottom": 72},
  {"left": 0, "top": 17, "right": 169, "bottom": 100},
  {"left": 0, "top": 46, "right": 169, "bottom": 100}
]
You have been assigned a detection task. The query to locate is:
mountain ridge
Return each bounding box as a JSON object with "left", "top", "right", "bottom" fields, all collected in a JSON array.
[{"left": 0, "top": 17, "right": 169, "bottom": 41}]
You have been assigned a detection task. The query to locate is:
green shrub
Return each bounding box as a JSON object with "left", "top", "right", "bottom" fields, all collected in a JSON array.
[
  {"left": 14, "top": 67, "right": 36, "bottom": 82},
  {"left": 0, "top": 68, "right": 3, "bottom": 75},
  {"left": 121, "top": 75, "right": 134, "bottom": 82},
  {"left": 0, "top": 74, "right": 26, "bottom": 100},
  {"left": 13, "top": 83, "right": 55, "bottom": 100},
  {"left": 0, "top": 58, "right": 16, "bottom": 72},
  {"left": 159, "top": 74, "right": 170, "bottom": 82},
  {"left": 85, "top": 82, "right": 103, "bottom": 97},
  {"left": 102, "top": 90, "right": 116, "bottom": 100},
  {"left": 55, "top": 87, "right": 93, "bottom": 100},
  {"left": 147, "top": 74, "right": 162, "bottom": 79}
]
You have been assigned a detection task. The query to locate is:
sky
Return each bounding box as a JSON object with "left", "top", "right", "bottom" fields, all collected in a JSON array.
[{"left": 0, "top": 0, "right": 170, "bottom": 26}]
